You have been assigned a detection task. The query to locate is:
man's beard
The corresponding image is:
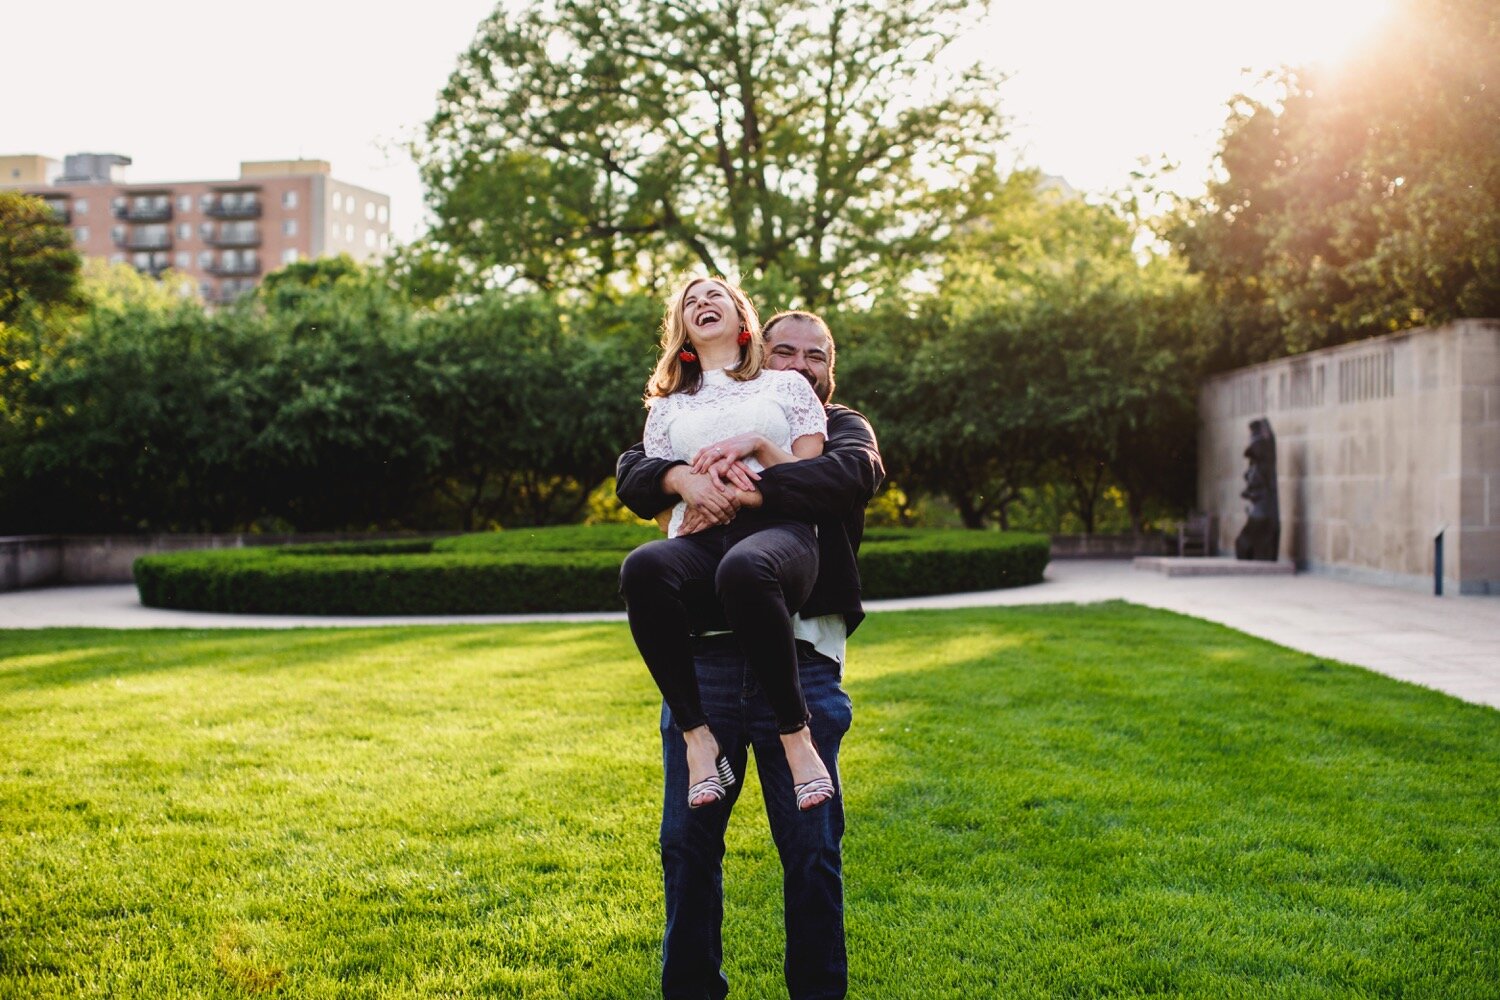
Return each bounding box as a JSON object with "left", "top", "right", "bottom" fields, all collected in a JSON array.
[{"left": 796, "top": 368, "right": 829, "bottom": 403}]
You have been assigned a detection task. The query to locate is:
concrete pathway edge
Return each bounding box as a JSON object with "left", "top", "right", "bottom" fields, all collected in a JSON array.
[{"left": 2, "top": 561, "right": 1496, "bottom": 711}]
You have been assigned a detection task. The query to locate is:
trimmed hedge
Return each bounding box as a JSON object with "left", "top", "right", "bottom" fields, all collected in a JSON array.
[{"left": 134, "top": 527, "right": 1049, "bottom": 615}]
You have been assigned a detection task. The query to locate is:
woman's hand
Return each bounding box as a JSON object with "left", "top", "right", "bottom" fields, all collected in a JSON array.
[
  {"left": 692, "top": 433, "right": 762, "bottom": 471},
  {"left": 691, "top": 434, "right": 765, "bottom": 490}
]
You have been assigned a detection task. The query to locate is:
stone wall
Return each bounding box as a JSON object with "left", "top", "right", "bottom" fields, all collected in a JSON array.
[{"left": 1198, "top": 319, "right": 1500, "bottom": 594}]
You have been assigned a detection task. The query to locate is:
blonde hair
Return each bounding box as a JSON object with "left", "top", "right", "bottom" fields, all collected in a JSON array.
[{"left": 646, "top": 276, "right": 766, "bottom": 399}]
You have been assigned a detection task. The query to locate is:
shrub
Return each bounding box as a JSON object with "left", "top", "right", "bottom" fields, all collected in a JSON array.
[
  {"left": 134, "top": 527, "right": 1049, "bottom": 615},
  {"left": 858, "top": 529, "right": 1051, "bottom": 599}
]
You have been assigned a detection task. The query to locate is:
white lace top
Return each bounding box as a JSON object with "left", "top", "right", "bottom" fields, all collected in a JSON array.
[{"left": 644, "top": 367, "right": 827, "bottom": 537}]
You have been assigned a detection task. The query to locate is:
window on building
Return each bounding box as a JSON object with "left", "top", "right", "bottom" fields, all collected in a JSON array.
[
  {"left": 330, "top": 224, "right": 340, "bottom": 242},
  {"left": 283, "top": 190, "right": 298, "bottom": 209},
  {"left": 175, "top": 251, "right": 191, "bottom": 269},
  {"left": 200, "top": 222, "right": 214, "bottom": 240},
  {"left": 201, "top": 193, "right": 213, "bottom": 210},
  {"left": 110, "top": 252, "right": 126, "bottom": 264},
  {"left": 75, "top": 199, "right": 89, "bottom": 215},
  {"left": 379, "top": 233, "right": 389, "bottom": 252},
  {"left": 198, "top": 250, "right": 213, "bottom": 269},
  {"left": 74, "top": 226, "right": 89, "bottom": 243},
  {"left": 332, "top": 192, "right": 342, "bottom": 212},
  {"left": 283, "top": 219, "right": 297, "bottom": 236},
  {"left": 364, "top": 229, "right": 375, "bottom": 248},
  {"left": 111, "top": 225, "right": 125, "bottom": 243},
  {"left": 345, "top": 223, "right": 354, "bottom": 241},
  {"left": 177, "top": 223, "right": 190, "bottom": 240},
  {"left": 377, "top": 205, "right": 388, "bottom": 224},
  {"left": 282, "top": 248, "right": 300, "bottom": 265},
  {"left": 179, "top": 194, "right": 192, "bottom": 212},
  {"left": 364, "top": 202, "right": 374, "bottom": 221}
]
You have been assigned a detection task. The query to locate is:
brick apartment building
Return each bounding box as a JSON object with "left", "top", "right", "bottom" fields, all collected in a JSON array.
[{"left": 0, "top": 152, "right": 391, "bottom": 303}]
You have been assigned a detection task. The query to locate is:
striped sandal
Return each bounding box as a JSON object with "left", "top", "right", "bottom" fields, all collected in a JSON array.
[
  {"left": 687, "top": 755, "right": 738, "bottom": 810},
  {"left": 794, "top": 776, "right": 836, "bottom": 812}
]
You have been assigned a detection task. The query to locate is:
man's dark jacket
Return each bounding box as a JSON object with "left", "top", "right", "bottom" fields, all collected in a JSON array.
[{"left": 614, "top": 403, "right": 884, "bottom": 633}]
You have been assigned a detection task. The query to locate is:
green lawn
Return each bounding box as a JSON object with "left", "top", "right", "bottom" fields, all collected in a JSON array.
[{"left": 2, "top": 605, "right": 1496, "bottom": 998}]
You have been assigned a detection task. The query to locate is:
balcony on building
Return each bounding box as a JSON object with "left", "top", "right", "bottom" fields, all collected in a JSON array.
[
  {"left": 114, "top": 231, "right": 173, "bottom": 251},
  {"left": 210, "top": 281, "right": 256, "bottom": 304},
  {"left": 206, "top": 191, "right": 263, "bottom": 219},
  {"left": 137, "top": 259, "right": 174, "bottom": 278},
  {"left": 205, "top": 226, "right": 263, "bottom": 248},
  {"left": 208, "top": 258, "right": 262, "bottom": 277},
  {"left": 113, "top": 198, "right": 173, "bottom": 223}
]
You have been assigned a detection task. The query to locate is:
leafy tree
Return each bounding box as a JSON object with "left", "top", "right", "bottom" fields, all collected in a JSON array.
[
  {"left": 417, "top": 0, "right": 1005, "bottom": 305},
  {"left": 1167, "top": 0, "right": 1499, "bottom": 367},
  {"left": 843, "top": 294, "right": 1053, "bottom": 529},
  {"left": 79, "top": 258, "right": 198, "bottom": 313},
  {"left": 0, "top": 304, "right": 273, "bottom": 532},
  {"left": 0, "top": 192, "right": 84, "bottom": 331},
  {"left": 845, "top": 179, "right": 1202, "bottom": 531},
  {"left": 416, "top": 291, "right": 654, "bottom": 529}
]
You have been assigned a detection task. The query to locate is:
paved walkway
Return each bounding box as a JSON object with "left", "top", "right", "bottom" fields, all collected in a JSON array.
[{"left": 2, "top": 561, "right": 1496, "bottom": 710}]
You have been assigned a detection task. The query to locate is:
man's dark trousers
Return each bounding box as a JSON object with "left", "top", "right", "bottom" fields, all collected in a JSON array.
[{"left": 659, "top": 635, "right": 850, "bottom": 1000}]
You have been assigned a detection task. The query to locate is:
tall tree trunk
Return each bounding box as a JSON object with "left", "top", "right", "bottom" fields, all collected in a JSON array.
[{"left": 954, "top": 494, "right": 986, "bottom": 529}]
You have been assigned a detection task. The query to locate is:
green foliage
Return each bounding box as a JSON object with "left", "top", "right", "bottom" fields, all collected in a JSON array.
[
  {"left": 2, "top": 304, "right": 271, "bottom": 531},
  {"left": 78, "top": 258, "right": 198, "bottom": 313},
  {"left": 4, "top": 608, "right": 1499, "bottom": 996},
  {"left": 133, "top": 526, "right": 1049, "bottom": 614},
  {"left": 0, "top": 266, "right": 657, "bottom": 533},
  {"left": 0, "top": 191, "right": 84, "bottom": 331},
  {"left": 844, "top": 179, "right": 1203, "bottom": 531},
  {"left": 416, "top": 0, "right": 1006, "bottom": 305},
  {"left": 434, "top": 523, "right": 658, "bottom": 552},
  {"left": 857, "top": 529, "right": 1050, "bottom": 598},
  {"left": 133, "top": 546, "right": 630, "bottom": 615},
  {"left": 584, "top": 477, "right": 655, "bottom": 525},
  {"left": 413, "top": 291, "right": 655, "bottom": 529},
  {"left": 1167, "top": 0, "right": 1500, "bottom": 367}
]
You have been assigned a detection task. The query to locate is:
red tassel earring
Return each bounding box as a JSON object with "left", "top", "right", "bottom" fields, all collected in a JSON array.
[
  {"left": 737, "top": 328, "right": 751, "bottom": 346},
  {"left": 678, "top": 348, "right": 698, "bottom": 363}
]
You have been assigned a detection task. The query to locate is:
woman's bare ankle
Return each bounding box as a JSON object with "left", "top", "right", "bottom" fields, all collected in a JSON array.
[
  {"left": 780, "top": 729, "right": 827, "bottom": 780},
  {"left": 682, "top": 725, "right": 718, "bottom": 755}
]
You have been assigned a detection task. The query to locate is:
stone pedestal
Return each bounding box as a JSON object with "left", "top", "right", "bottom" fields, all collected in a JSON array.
[{"left": 1133, "top": 556, "right": 1296, "bottom": 577}]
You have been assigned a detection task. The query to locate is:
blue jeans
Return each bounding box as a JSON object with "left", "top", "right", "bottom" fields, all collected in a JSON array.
[{"left": 659, "top": 635, "right": 852, "bottom": 1000}]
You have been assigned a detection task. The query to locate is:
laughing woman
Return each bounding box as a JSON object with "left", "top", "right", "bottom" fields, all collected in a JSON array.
[{"left": 619, "top": 276, "right": 836, "bottom": 813}]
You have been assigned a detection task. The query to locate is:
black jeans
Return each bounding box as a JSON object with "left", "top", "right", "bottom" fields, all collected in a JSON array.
[
  {"left": 621, "top": 521, "right": 819, "bottom": 734},
  {"left": 660, "top": 637, "right": 851, "bottom": 1000}
]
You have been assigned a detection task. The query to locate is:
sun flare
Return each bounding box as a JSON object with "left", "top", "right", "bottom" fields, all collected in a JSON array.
[{"left": 1276, "top": 0, "right": 1400, "bottom": 68}]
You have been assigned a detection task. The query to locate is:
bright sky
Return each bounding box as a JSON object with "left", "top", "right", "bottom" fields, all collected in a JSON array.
[{"left": 0, "top": 0, "right": 1396, "bottom": 243}]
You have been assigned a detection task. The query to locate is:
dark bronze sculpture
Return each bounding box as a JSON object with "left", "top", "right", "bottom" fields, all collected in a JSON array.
[{"left": 1235, "top": 418, "right": 1280, "bottom": 561}]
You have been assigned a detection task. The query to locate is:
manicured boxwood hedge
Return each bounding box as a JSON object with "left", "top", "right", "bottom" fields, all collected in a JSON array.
[{"left": 134, "top": 526, "right": 1049, "bottom": 615}]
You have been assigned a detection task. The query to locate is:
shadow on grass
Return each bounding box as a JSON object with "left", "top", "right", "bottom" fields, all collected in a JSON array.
[{"left": 0, "top": 624, "right": 632, "bottom": 693}]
